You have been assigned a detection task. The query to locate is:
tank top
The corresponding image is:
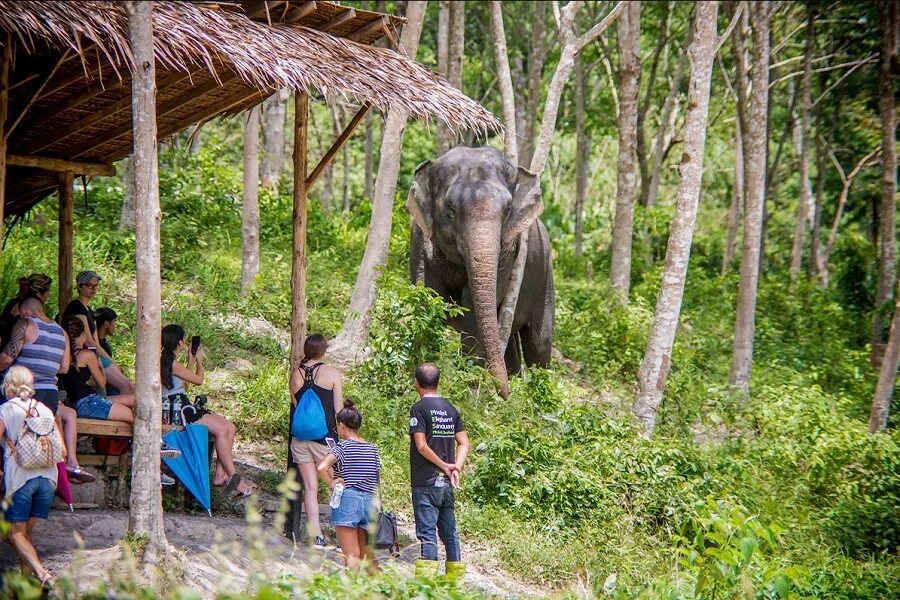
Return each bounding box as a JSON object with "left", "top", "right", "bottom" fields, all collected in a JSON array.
[
  {"left": 15, "top": 317, "right": 66, "bottom": 390},
  {"left": 61, "top": 350, "right": 95, "bottom": 402},
  {"left": 162, "top": 372, "right": 186, "bottom": 396},
  {"left": 294, "top": 362, "right": 337, "bottom": 445}
]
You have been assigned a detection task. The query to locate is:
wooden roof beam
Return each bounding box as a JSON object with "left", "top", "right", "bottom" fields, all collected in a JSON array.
[
  {"left": 7, "top": 153, "right": 115, "bottom": 177},
  {"left": 318, "top": 7, "right": 356, "bottom": 33},
  {"left": 347, "top": 16, "right": 389, "bottom": 43},
  {"left": 282, "top": 2, "right": 318, "bottom": 25},
  {"left": 244, "top": 1, "right": 287, "bottom": 20}
]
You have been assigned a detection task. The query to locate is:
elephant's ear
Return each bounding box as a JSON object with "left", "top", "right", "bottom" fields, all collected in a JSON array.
[
  {"left": 406, "top": 160, "right": 433, "bottom": 241},
  {"left": 503, "top": 167, "right": 544, "bottom": 246}
]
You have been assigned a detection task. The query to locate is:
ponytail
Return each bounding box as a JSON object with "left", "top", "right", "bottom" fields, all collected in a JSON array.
[
  {"left": 161, "top": 324, "right": 185, "bottom": 389},
  {"left": 3, "top": 366, "right": 36, "bottom": 401}
]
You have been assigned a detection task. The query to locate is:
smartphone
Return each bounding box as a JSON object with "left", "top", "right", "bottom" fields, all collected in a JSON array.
[
  {"left": 190, "top": 335, "right": 201, "bottom": 356},
  {"left": 325, "top": 437, "right": 337, "bottom": 450}
]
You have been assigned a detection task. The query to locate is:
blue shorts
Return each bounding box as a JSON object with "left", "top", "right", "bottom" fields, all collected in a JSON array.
[
  {"left": 330, "top": 487, "right": 375, "bottom": 529},
  {"left": 100, "top": 357, "right": 112, "bottom": 369},
  {"left": 4, "top": 476, "right": 55, "bottom": 522},
  {"left": 76, "top": 393, "right": 113, "bottom": 419}
]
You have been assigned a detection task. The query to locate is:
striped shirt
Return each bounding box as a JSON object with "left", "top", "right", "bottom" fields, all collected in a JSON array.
[
  {"left": 15, "top": 317, "right": 66, "bottom": 390},
  {"left": 330, "top": 439, "right": 381, "bottom": 494}
]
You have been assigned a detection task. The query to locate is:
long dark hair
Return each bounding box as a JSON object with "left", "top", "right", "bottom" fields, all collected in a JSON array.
[
  {"left": 64, "top": 316, "right": 85, "bottom": 358},
  {"left": 17, "top": 273, "right": 52, "bottom": 299},
  {"left": 161, "top": 324, "right": 185, "bottom": 389},
  {"left": 301, "top": 333, "right": 327, "bottom": 364}
]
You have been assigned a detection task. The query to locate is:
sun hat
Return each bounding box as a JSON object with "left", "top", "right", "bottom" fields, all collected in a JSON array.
[{"left": 76, "top": 270, "right": 102, "bottom": 286}]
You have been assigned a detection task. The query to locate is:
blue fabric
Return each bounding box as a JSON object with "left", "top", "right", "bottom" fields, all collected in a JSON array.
[
  {"left": 330, "top": 486, "right": 375, "bottom": 528},
  {"left": 162, "top": 424, "right": 211, "bottom": 514},
  {"left": 100, "top": 356, "right": 112, "bottom": 369},
  {"left": 75, "top": 393, "right": 112, "bottom": 419},
  {"left": 412, "top": 484, "right": 460, "bottom": 561},
  {"left": 290, "top": 387, "right": 328, "bottom": 441},
  {"left": 4, "top": 476, "right": 55, "bottom": 522}
]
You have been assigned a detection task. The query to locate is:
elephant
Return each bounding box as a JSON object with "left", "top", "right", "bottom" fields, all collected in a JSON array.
[{"left": 407, "top": 146, "right": 555, "bottom": 397}]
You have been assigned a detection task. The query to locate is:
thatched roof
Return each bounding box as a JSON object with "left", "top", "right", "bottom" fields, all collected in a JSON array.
[{"left": 0, "top": 1, "right": 500, "bottom": 217}]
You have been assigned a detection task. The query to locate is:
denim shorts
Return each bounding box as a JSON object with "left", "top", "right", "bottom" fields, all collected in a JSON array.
[
  {"left": 76, "top": 393, "right": 113, "bottom": 419},
  {"left": 330, "top": 487, "right": 375, "bottom": 529},
  {"left": 100, "top": 356, "right": 112, "bottom": 369},
  {"left": 4, "top": 476, "right": 55, "bottom": 522}
]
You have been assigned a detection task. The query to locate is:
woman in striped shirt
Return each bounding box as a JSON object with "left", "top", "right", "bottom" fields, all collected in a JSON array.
[{"left": 317, "top": 399, "right": 382, "bottom": 572}]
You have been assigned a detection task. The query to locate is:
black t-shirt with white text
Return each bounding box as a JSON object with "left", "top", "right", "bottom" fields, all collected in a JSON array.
[{"left": 409, "top": 395, "right": 464, "bottom": 487}]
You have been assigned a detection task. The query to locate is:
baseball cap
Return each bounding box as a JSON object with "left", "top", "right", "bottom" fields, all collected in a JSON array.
[{"left": 76, "top": 270, "right": 102, "bottom": 286}]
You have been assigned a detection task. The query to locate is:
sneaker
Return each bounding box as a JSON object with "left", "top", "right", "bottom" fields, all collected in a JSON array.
[
  {"left": 314, "top": 535, "right": 330, "bottom": 549},
  {"left": 160, "top": 473, "right": 176, "bottom": 486},
  {"left": 160, "top": 442, "right": 181, "bottom": 459}
]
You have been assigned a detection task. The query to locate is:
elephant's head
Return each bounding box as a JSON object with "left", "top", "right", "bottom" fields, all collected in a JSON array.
[{"left": 407, "top": 147, "right": 543, "bottom": 397}]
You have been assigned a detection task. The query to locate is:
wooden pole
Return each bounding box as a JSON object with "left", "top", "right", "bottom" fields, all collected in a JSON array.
[
  {"left": 286, "top": 90, "right": 309, "bottom": 542},
  {"left": 57, "top": 171, "right": 74, "bottom": 314},
  {"left": 125, "top": 0, "right": 167, "bottom": 549},
  {"left": 0, "top": 33, "right": 11, "bottom": 258}
]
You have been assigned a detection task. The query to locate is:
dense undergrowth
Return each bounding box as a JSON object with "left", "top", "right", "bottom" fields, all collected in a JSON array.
[{"left": 1, "top": 131, "right": 898, "bottom": 599}]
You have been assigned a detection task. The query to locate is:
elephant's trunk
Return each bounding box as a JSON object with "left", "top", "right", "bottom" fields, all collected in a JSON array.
[{"left": 464, "top": 221, "right": 510, "bottom": 398}]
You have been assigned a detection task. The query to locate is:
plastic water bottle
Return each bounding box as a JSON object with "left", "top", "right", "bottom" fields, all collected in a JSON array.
[
  {"left": 162, "top": 397, "right": 170, "bottom": 425},
  {"left": 171, "top": 396, "right": 182, "bottom": 426},
  {"left": 329, "top": 483, "right": 344, "bottom": 509}
]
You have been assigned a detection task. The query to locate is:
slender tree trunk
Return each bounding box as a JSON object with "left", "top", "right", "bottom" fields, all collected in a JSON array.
[
  {"left": 520, "top": 1, "right": 546, "bottom": 168},
  {"left": 490, "top": 1, "right": 518, "bottom": 163},
  {"left": 125, "top": 0, "right": 166, "bottom": 550},
  {"left": 870, "top": 276, "right": 900, "bottom": 432},
  {"left": 118, "top": 156, "right": 136, "bottom": 231},
  {"left": 574, "top": 51, "right": 589, "bottom": 259},
  {"left": 728, "top": 2, "right": 770, "bottom": 396},
  {"left": 810, "top": 126, "right": 825, "bottom": 278},
  {"left": 638, "top": 7, "right": 673, "bottom": 207},
  {"left": 438, "top": 1, "right": 463, "bottom": 154},
  {"left": 789, "top": 8, "right": 815, "bottom": 279},
  {"left": 260, "top": 88, "right": 288, "bottom": 189},
  {"left": 610, "top": 1, "right": 642, "bottom": 298},
  {"left": 872, "top": 0, "right": 898, "bottom": 361},
  {"left": 309, "top": 108, "right": 333, "bottom": 211},
  {"left": 329, "top": 1, "right": 426, "bottom": 363},
  {"left": 364, "top": 111, "right": 376, "bottom": 202},
  {"left": 341, "top": 108, "right": 351, "bottom": 212},
  {"left": 434, "top": 0, "right": 450, "bottom": 155},
  {"left": 634, "top": 1, "right": 718, "bottom": 437},
  {"left": 241, "top": 107, "right": 260, "bottom": 294},
  {"left": 723, "top": 118, "right": 743, "bottom": 274}
]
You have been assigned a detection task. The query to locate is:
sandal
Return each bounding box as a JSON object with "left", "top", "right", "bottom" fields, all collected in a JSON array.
[
  {"left": 222, "top": 473, "right": 242, "bottom": 495},
  {"left": 66, "top": 465, "right": 97, "bottom": 484},
  {"left": 231, "top": 487, "right": 254, "bottom": 501},
  {"left": 39, "top": 571, "right": 55, "bottom": 589}
]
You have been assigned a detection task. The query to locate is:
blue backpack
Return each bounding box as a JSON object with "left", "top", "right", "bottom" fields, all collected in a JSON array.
[{"left": 291, "top": 364, "right": 328, "bottom": 441}]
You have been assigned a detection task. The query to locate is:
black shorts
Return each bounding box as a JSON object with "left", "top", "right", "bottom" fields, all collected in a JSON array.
[{"left": 33, "top": 388, "right": 59, "bottom": 415}]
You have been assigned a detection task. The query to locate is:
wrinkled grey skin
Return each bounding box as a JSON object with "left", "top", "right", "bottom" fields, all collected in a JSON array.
[{"left": 407, "top": 146, "right": 555, "bottom": 397}]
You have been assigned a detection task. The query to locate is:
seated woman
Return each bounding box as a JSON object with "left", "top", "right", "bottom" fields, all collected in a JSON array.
[
  {"left": 61, "top": 317, "right": 134, "bottom": 423},
  {"left": 94, "top": 307, "right": 134, "bottom": 396},
  {"left": 161, "top": 324, "right": 252, "bottom": 498},
  {"left": 0, "top": 273, "right": 52, "bottom": 348}
]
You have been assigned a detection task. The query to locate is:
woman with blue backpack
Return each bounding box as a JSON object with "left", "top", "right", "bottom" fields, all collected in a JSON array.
[{"left": 289, "top": 333, "right": 343, "bottom": 549}]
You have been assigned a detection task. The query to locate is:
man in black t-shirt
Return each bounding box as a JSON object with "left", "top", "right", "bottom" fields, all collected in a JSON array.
[{"left": 409, "top": 363, "right": 470, "bottom": 583}]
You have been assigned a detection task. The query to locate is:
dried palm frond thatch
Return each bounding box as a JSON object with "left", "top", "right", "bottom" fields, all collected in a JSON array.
[{"left": 0, "top": 1, "right": 499, "bottom": 134}]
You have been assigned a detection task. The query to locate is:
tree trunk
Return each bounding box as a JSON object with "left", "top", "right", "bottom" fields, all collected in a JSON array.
[
  {"left": 260, "top": 88, "right": 288, "bottom": 189},
  {"left": 789, "top": 8, "right": 815, "bottom": 280},
  {"left": 118, "top": 156, "right": 136, "bottom": 231},
  {"left": 341, "top": 107, "right": 351, "bottom": 212},
  {"left": 329, "top": 1, "right": 427, "bottom": 364},
  {"left": 520, "top": 1, "right": 546, "bottom": 168},
  {"left": 722, "top": 118, "right": 743, "bottom": 274},
  {"left": 809, "top": 125, "right": 825, "bottom": 278},
  {"left": 574, "top": 51, "right": 589, "bottom": 259},
  {"left": 241, "top": 107, "right": 260, "bottom": 294},
  {"left": 125, "top": 0, "right": 166, "bottom": 549},
  {"left": 645, "top": 20, "right": 691, "bottom": 209},
  {"left": 728, "top": 2, "right": 770, "bottom": 396},
  {"left": 364, "top": 111, "right": 376, "bottom": 202},
  {"left": 0, "top": 33, "right": 9, "bottom": 256},
  {"left": 289, "top": 91, "right": 309, "bottom": 373},
  {"left": 434, "top": 0, "right": 450, "bottom": 155},
  {"left": 490, "top": 1, "right": 518, "bottom": 163},
  {"left": 872, "top": 0, "right": 898, "bottom": 360},
  {"left": 870, "top": 275, "right": 900, "bottom": 432},
  {"left": 638, "top": 7, "right": 673, "bottom": 207},
  {"left": 438, "top": 1, "right": 463, "bottom": 154},
  {"left": 609, "top": 1, "right": 642, "bottom": 299},
  {"left": 634, "top": 1, "right": 718, "bottom": 437}
]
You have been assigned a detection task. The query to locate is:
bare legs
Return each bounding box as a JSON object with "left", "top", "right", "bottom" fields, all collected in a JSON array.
[
  {"left": 335, "top": 526, "right": 379, "bottom": 573},
  {"left": 299, "top": 461, "right": 323, "bottom": 538},
  {"left": 107, "top": 402, "right": 133, "bottom": 423},
  {"left": 57, "top": 405, "right": 80, "bottom": 468},
  {"left": 104, "top": 365, "right": 134, "bottom": 395},
  {"left": 8, "top": 520, "right": 51, "bottom": 583},
  {"left": 198, "top": 413, "right": 249, "bottom": 494}
]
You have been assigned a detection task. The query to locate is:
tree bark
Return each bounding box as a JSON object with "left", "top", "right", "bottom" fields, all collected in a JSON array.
[
  {"left": 634, "top": 1, "right": 718, "bottom": 437},
  {"left": 241, "top": 107, "right": 260, "bottom": 294},
  {"left": 520, "top": 1, "right": 546, "bottom": 168},
  {"left": 609, "top": 1, "right": 642, "bottom": 298},
  {"left": 723, "top": 117, "right": 743, "bottom": 274},
  {"left": 872, "top": 0, "right": 898, "bottom": 360},
  {"left": 260, "top": 88, "right": 288, "bottom": 189},
  {"left": 574, "top": 51, "right": 589, "bottom": 259},
  {"left": 125, "top": 0, "right": 166, "bottom": 548},
  {"left": 638, "top": 7, "right": 673, "bottom": 207},
  {"left": 434, "top": 0, "right": 450, "bottom": 155},
  {"left": 364, "top": 110, "right": 376, "bottom": 202},
  {"left": 438, "top": 1, "right": 464, "bottom": 154},
  {"left": 289, "top": 92, "right": 309, "bottom": 373},
  {"left": 870, "top": 275, "right": 900, "bottom": 432},
  {"left": 118, "top": 157, "right": 137, "bottom": 231},
  {"left": 789, "top": 7, "right": 815, "bottom": 280},
  {"left": 490, "top": 1, "right": 518, "bottom": 163},
  {"left": 57, "top": 171, "right": 74, "bottom": 315},
  {"left": 329, "top": 1, "right": 426, "bottom": 364},
  {"left": 809, "top": 124, "right": 825, "bottom": 278},
  {"left": 728, "top": 1, "right": 770, "bottom": 396}
]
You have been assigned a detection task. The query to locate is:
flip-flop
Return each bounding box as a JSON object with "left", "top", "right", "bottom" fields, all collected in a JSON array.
[
  {"left": 66, "top": 466, "right": 97, "bottom": 484},
  {"left": 231, "top": 488, "right": 254, "bottom": 501},
  {"left": 222, "top": 473, "right": 242, "bottom": 495}
]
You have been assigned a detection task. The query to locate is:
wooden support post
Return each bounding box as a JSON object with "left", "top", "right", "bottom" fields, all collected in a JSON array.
[
  {"left": 286, "top": 89, "right": 309, "bottom": 542},
  {"left": 57, "top": 171, "right": 74, "bottom": 314},
  {"left": 306, "top": 103, "right": 371, "bottom": 189},
  {"left": 0, "top": 33, "right": 11, "bottom": 257}
]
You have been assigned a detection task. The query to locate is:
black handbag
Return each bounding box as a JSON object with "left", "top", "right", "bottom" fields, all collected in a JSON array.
[{"left": 375, "top": 479, "right": 400, "bottom": 556}]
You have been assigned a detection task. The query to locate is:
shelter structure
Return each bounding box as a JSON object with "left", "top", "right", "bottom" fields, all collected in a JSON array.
[{"left": 0, "top": 0, "right": 497, "bottom": 538}]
